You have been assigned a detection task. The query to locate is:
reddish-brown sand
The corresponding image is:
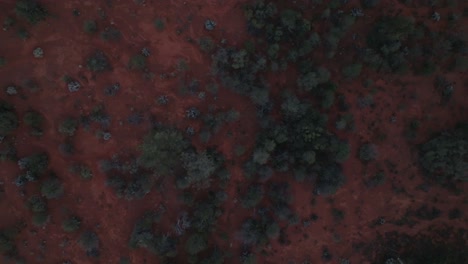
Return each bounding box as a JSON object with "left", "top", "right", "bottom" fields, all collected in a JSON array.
[{"left": 0, "top": 0, "right": 466, "bottom": 263}]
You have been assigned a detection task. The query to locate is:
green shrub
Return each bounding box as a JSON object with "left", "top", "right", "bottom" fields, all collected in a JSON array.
[
  {"left": 185, "top": 233, "right": 207, "bottom": 255},
  {"left": 358, "top": 143, "right": 378, "bottom": 162},
  {"left": 17, "top": 153, "right": 49, "bottom": 180},
  {"left": 58, "top": 117, "right": 78, "bottom": 136},
  {"left": 32, "top": 212, "right": 49, "bottom": 226},
  {"left": 342, "top": 63, "right": 363, "bottom": 78},
  {"left": 83, "top": 20, "right": 97, "bottom": 34},
  {"left": 0, "top": 57, "right": 6, "bottom": 67},
  {"left": 101, "top": 26, "right": 121, "bottom": 41},
  {"left": 128, "top": 54, "right": 146, "bottom": 70},
  {"left": 241, "top": 185, "right": 263, "bottom": 208},
  {"left": 86, "top": 51, "right": 111, "bottom": 72},
  {"left": 419, "top": 125, "right": 468, "bottom": 183},
  {"left": 26, "top": 196, "right": 47, "bottom": 212},
  {"left": 154, "top": 18, "right": 165, "bottom": 30},
  {"left": 23, "top": 110, "right": 43, "bottom": 136},
  {"left": 15, "top": 0, "right": 48, "bottom": 24},
  {"left": 41, "top": 178, "right": 64, "bottom": 199},
  {"left": 139, "top": 128, "right": 189, "bottom": 175},
  {"left": 0, "top": 101, "right": 18, "bottom": 136},
  {"left": 79, "top": 230, "right": 100, "bottom": 257},
  {"left": 62, "top": 216, "right": 81, "bottom": 232}
]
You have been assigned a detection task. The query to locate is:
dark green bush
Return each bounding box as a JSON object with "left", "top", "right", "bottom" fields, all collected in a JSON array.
[
  {"left": 32, "top": 212, "right": 49, "bottom": 226},
  {"left": 58, "top": 117, "right": 78, "bottom": 136},
  {"left": 139, "top": 128, "right": 189, "bottom": 175},
  {"left": 86, "top": 51, "right": 111, "bottom": 72},
  {"left": 128, "top": 54, "right": 146, "bottom": 70},
  {"left": 342, "top": 63, "right": 363, "bottom": 78},
  {"left": 0, "top": 101, "right": 18, "bottom": 136},
  {"left": 83, "top": 20, "right": 97, "bottom": 34},
  {"left": 26, "top": 196, "right": 47, "bottom": 212},
  {"left": 185, "top": 233, "right": 207, "bottom": 255},
  {"left": 23, "top": 110, "right": 44, "bottom": 136},
  {"left": 419, "top": 125, "right": 468, "bottom": 183},
  {"left": 79, "top": 230, "right": 100, "bottom": 257},
  {"left": 15, "top": 0, "right": 48, "bottom": 24},
  {"left": 358, "top": 143, "right": 378, "bottom": 162},
  {"left": 62, "top": 216, "right": 81, "bottom": 232},
  {"left": 41, "top": 177, "right": 64, "bottom": 199},
  {"left": 101, "top": 26, "right": 121, "bottom": 41},
  {"left": 241, "top": 185, "right": 264, "bottom": 208}
]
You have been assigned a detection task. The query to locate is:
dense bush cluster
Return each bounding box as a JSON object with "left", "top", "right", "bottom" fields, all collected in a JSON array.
[
  {"left": 419, "top": 124, "right": 468, "bottom": 183},
  {"left": 0, "top": 101, "right": 18, "bottom": 136},
  {"left": 15, "top": 0, "right": 48, "bottom": 24}
]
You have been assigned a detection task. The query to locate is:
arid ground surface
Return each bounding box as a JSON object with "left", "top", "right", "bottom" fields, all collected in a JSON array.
[{"left": 0, "top": 0, "right": 467, "bottom": 263}]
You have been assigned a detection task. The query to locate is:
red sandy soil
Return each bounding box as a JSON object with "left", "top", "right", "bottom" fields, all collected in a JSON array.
[{"left": 0, "top": 0, "right": 467, "bottom": 263}]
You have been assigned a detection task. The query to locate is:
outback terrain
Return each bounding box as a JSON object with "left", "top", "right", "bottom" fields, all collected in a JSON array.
[{"left": 0, "top": 0, "right": 467, "bottom": 264}]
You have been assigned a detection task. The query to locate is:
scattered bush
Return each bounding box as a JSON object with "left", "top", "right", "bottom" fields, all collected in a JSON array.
[
  {"left": 83, "top": 20, "right": 97, "bottom": 34},
  {"left": 101, "top": 26, "right": 121, "bottom": 41},
  {"left": 139, "top": 128, "right": 189, "bottom": 175},
  {"left": 241, "top": 185, "right": 264, "bottom": 208},
  {"left": 40, "top": 177, "right": 64, "bottom": 199},
  {"left": 79, "top": 230, "right": 100, "bottom": 257},
  {"left": 62, "top": 216, "right": 81, "bottom": 232},
  {"left": 154, "top": 18, "right": 165, "bottom": 30},
  {"left": 32, "top": 212, "right": 49, "bottom": 226},
  {"left": 359, "top": 143, "right": 378, "bottom": 162},
  {"left": 342, "top": 63, "right": 362, "bottom": 78},
  {"left": 86, "top": 51, "right": 111, "bottom": 72},
  {"left": 17, "top": 153, "right": 49, "bottom": 181},
  {"left": 26, "top": 196, "right": 47, "bottom": 212},
  {"left": 15, "top": 0, "right": 48, "bottom": 24},
  {"left": 23, "top": 110, "right": 44, "bottom": 136},
  {"left": 0, "top": 101, "right": 18, "bottom": 136},
  {"left": 58, "top": 117, "right": 78, "bottom": 136},
  {"left": 419, "top": 125, "right": 468, "bottom": 183},
  {"left": 185, "top": 233, "right": 207, "bottom": 255},
  {"left": 128, "top": 54, "right": 146, "bottom": 70}
]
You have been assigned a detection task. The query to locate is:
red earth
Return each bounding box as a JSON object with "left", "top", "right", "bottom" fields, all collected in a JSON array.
[{"left": 0, "top": 0, "right": 467, "bottom": 263}]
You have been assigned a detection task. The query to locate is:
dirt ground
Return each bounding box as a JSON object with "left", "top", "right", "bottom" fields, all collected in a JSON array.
[{"left": 0, "top": 0, "right": 466, "bottom": 263}]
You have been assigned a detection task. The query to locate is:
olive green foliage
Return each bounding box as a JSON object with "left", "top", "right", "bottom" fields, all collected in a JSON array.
[
  {"left": 241, "top": 184, "right": 263, "bottom": 208},
  {"left": 26, "top": 196, "right": 47, "bottom": 212},
  {"left": 190, "top": 192, "right": 225, "bottom": 233},
  {"left": 139, "top": 128, "right": 189, "bottom": 175},
  {"left": 342, "top": 63, "right": 363, "bottom": 78},
  {"left": 419, "top": 125, "right": 468, "bottom": 183},
  {"left": 358, "top": 143, "right": 378, "bottom": 162},
  {"left": 101, "top": 26, "right": 121, "bottom": 41},
  {"left": 17, "top": 153, "right": 49, "bottom": 181},
  {"left": 41, "top": 177, "right": 64, "bottom": 199},
  {"left": 0, "top": 57, "right": 6, "bottom": 67},
  {"left": 0, "top": 227, "right": 19, "bottom": 254},
  {"left": 58, "top": 117, "right": 78, "bottom": 136},
  {"left": 269, "top": 182, "right": 294, "bottom": 220},
  {"left": 15, "top": 0, "right": 48, "bottom": 24},
  {"left": 83, "top": 20, "right": 97, "bottom": 34},
  {"left": 154, "top": 18, "right": 165, "bottom": 31},
  {"left": 86, "top": 51, "right": 111, "bottom": 72},
  {"left": 185, "top": 233, "right": 207, "bottom": 255},
  {"left": 241, "top": 216, "right": 279, "bottom": 245},
  {"left": 32, "top": 212, "right": 49, "bottom": 226},
  {"left": 177, "top": 150, "right": 223, "bottom": 189},
  {"left": 128, "top": 54, "right": 146, "bottom": 70},
  {"left": 23, "top": 110, "right": 44, "bottom": 136},
  {"left": 0, "top": 101, "right": 18, "bottom": 136},
  {"left": 79, "top": 230, "right": 100, "bottom": 257},
  {"left": 62, "top": 216, "right": 81, "bottom": 232},
  {"left": 246, "top": 93, "right": 349, "bottom": 195},
  {"left": 129, "top": 212, "right": 177, "bottom": 257}
]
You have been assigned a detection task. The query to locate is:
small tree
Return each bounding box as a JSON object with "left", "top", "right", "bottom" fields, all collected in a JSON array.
[
  {"left": 41, "top": 178, "right": 64, "bottom": 199},
  {"left": 342, "top": 63, "right": 362, "bottom": 78},
  {"left": 62, "top": 216, "right": 81, "bottom": 232},
  {"left": 185, "top": 233, "right": 207, "bottom": 255},
  {"left": 79, "top": 230, "right": 100, "bottom": 257},
  {"left": 358, "top": 143, "right": 378, "bottom": 162},
  {"left": 0, "top": 101, "right": 18, "bottom": 136},
  {"left": 26, "top": 196, "right": 47, "bottom": 212},
  {"left": 58, "top": 117, "right": 78, "bottom": 136},
  {"left": 15, "top": 0, "right": 48, "bottom": 24}
]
